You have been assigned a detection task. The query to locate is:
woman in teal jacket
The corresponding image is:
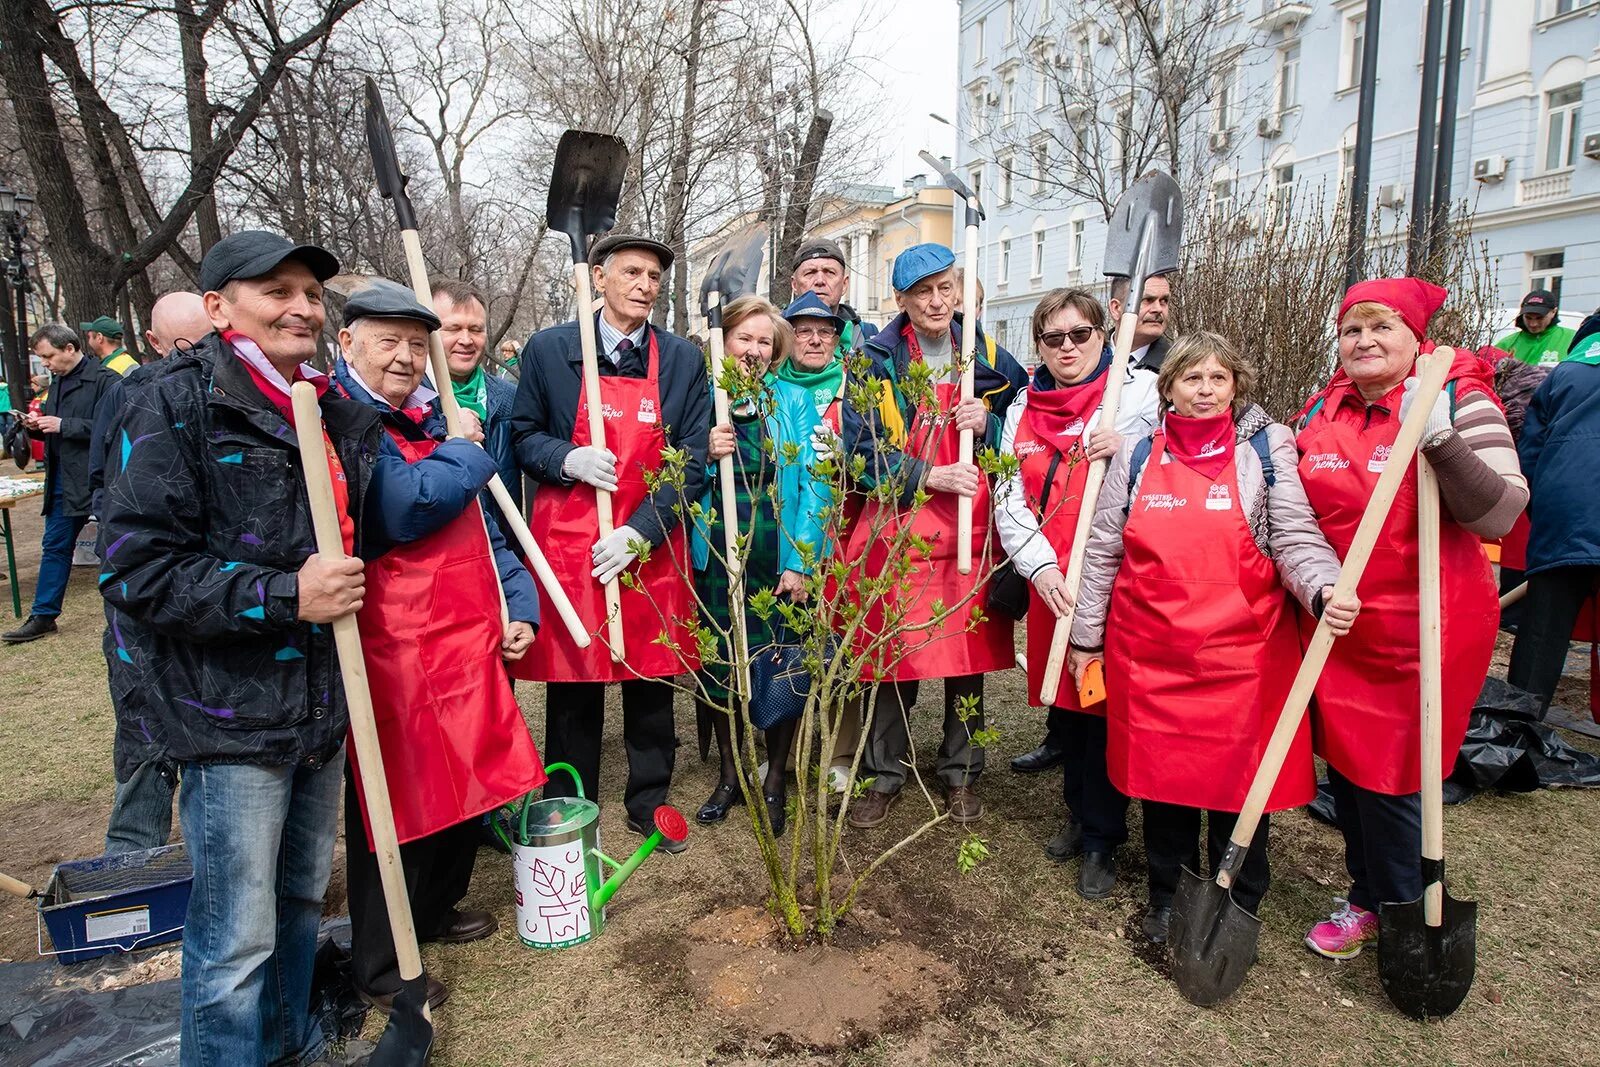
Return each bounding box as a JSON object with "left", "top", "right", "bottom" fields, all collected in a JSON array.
[{"left": 692, "top": 296, "right": 825, "bottom": 835}]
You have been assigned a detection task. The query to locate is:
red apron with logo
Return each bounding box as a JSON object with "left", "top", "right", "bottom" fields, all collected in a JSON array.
[
  {"left": 1012, "top": 406, "right": 1095, "bottom": 711},
  {"left": 1295, "top": 371, "right": 1498, "bottom": 795},
  {"left": 1105, "top": 435, "right": 1311, "bottom": 811},
  {"left": 351, "top": 430, "right": 546, "bottom": 846},
  {"left": 843, "top": 378, "right": 1014, "bottom": 682},
  {"left": 512, "top": 331, "right": 697, "bottom": 682}
]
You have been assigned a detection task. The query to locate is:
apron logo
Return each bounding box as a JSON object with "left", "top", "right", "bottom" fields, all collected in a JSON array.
[
  {"left": 1307, "top": 451, "right": 1350, "bottom": 473},
  {"left": 1198, "top": 437, "right": 1226, "bottom": 459},
  {"left": 1016, "top": 440, "right": 1046, "bottom": 457},
  {"left": 637, "top": 397, "right": 657, "bottom": 424},
  {"left": 1367, "top": 443, "right": 1392, "bottom": 473},
  {"left": 600, "top": 402, "right": 625, "bottom": 421},
  {"left": 1205, "top": 483, "right": 1232, "bottom": 510},
  {"left": 1142, "top": 492, "right": 1188, "bottom": 512},
  {"left": 1063, "top": 417, "right": 1086, "bottom": 437}
]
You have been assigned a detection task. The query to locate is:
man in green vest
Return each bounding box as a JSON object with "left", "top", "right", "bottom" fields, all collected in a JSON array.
[
  {"left": 80, "top": 315, "right": 139, "bottom": 376},
  {"left": 790, "top": 237, "right": 876, "bottom": 356},
  {"left": 1496, "top": 289, "right": 1577, "bottom": 368}
]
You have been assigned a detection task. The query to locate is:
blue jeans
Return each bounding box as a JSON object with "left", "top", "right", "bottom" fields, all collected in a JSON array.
[
  {"left": 104, "top": 759, "right": 178, "bottom": 854},
  {"left": 179, "top": 754, "right": 343, "bottom": 1067},
  {"left": 31, "top": 486, "right": 88, "bottom": 618}
]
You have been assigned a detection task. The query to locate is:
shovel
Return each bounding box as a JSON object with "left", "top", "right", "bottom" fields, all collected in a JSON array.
[
  {"left": 363, "top": 79, "right": 589, "bottom": 650},
  {"left": 1037, "top": 172, "right": 1183, "bottom": 705},
  {"left": 1377, "top": 451, "right": 1477, "bottom": 1020},
  {"left": 1498, "top": 581, "right": 1527, "bottom": 609},
  {"left": 547, "top": 127, "right": 631, "bottom": 662},
  {"left": 919, "top": 151, "right": 985, "bottom": 575},
  {"left": 290, "top": 380, "right": 432, "bottom": 1065},
  {"left": 0, "top": 872, "right": 37, "bottom": 899},
  {"left": 1168, "top": 349, "right": 1455, "bottom": 1008}
]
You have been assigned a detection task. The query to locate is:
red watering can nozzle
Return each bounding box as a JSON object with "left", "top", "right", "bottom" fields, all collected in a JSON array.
[{"left": 654, "top": 805, "right": 689, "bottom": 844}]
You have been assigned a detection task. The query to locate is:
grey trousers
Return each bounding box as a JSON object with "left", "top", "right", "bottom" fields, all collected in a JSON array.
[
  {"left": 104, "top": 759, "right": 177, "bottom": 855},
  {"left": 863, "top": 675, "right": 985, "bottom": 793}
]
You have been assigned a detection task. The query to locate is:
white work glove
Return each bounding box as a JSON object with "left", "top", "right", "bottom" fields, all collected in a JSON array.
[
  {"left": 1399, "top": 376, "right": 1452, "bottom": 444},
  {"left": 810, "top": 424, "right": 840, "bottom": 464},
  {"left": 562, "top": 445, "right": 619, "bottom": 492},
  {"left": 591, "top": 524, "right": 641, "bottom": 583}
]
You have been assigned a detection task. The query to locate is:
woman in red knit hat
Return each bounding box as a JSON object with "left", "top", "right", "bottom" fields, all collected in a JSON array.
[{"left": 1295, "top": 278, "right": 1527, "bottom": 959}]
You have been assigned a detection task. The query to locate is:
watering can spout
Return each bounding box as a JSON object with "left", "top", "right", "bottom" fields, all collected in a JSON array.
[{"left": 591, "top": 805, "right": 689, "bottom": 912}]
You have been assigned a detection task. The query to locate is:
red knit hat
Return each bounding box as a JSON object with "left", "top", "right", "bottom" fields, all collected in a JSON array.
[{"left": 1337, "top": 277, "right": 1449, "bottom": 341}]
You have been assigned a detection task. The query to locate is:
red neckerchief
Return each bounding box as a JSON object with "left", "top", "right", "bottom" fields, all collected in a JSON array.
[
  {"left": 1022, "top": 374, "right": 1107, "bottom": 456},
  {"left": 222, "top": 329, "right": 330, "bottom": 426},
  {"left": 901, "top": 321, "right": 925, "bottom": 362},
  {"left": 1163, "top": 410, "right": 1235, "bottom": 480}
]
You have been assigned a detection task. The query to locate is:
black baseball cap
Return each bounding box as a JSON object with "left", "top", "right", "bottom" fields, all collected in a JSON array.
[
  {"left": 791, "top": 237, "right": 847, "bottom": 273},
  {"left": 1520, "top": 288, "right": 1558, "bottom": 315},
  {"left": 342, "top": 278, "right": 441, "bottom": 331},
  {"left": 199, "top": 230, "right": 341, "bottom": 293}
]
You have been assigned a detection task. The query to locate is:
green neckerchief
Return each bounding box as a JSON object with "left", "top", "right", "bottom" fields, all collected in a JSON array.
[
  {"left": 452, "top": 364, "right": 488, "bottom": 420},
  {"left": 776, "top": 356, "right": 845, "bottom": 414}
]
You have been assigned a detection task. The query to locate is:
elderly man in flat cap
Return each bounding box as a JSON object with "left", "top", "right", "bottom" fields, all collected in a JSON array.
[
  {"left": 96, "top": 232, "right": 511, "bottom": 1064},
  {"left": 330, "top": 278, "right": 544, "bottom": 1012},
  {"left": 839, "top": 242, "right": 1027, "bottom": 829},
  {"left": 510, "top": 234, "right": 708, "bottom": 852}
]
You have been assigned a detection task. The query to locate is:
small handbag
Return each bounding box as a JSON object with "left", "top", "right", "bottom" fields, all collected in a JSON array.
[
  {"left": 986, "top": 450, "right": 1065, "bottom": 620},
  {"left": 748, "top": 621, "right": 832, "bottom": 730}
]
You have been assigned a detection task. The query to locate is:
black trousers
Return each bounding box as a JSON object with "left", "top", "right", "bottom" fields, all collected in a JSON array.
[
  {"left": 1508, "top": 565, "right": 1600, "bottom": 715},
  {"left": 1326, "top": 766, "right": 1422, "bottom": 912},
  {"left": 544, "top": 679, "right": 675, "bottom": 824},
  {"left": 344, "top": 772, "right": 479, "bottom": 996},
  {"left": 1040, "top": 705, "right": 1071, "bottom": 751},
  {"left": 1057, "top": 709, "right": 1128, "bottom": 853},
  {"left": 1142, "top": 801, "right": 1271, "bottom": 913}
]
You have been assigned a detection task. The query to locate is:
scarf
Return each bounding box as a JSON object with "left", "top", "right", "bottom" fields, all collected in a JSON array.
[
  {"left": 1163, "top": 410, "right": 1235, "bottom": 480},
  {"left": 775, "top": 356, "right": 845, "bottom": 415},
  {"left": 1021, "top": 349, "right": 1112, "bottom": 455},
  {"left": 223, "top": 330, "right": 330, "bottom": 426},
  {"left": 452, "top": 364, "right": 488, "bottom": 420}
]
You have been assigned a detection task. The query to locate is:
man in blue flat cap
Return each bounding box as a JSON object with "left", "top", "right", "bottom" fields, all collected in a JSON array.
[{"left": 839, "top": 242, "right": 1027, "bottom": 829}]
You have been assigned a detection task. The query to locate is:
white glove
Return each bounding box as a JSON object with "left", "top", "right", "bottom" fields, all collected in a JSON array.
[
  {"left": 1399, "top": 376, "right": 1452, "bottom": 443},
  {"left": 810, "top": 424, "right": 840, "bottom": 464},
  {"left": 562, "top": 445, "right": 619, "bottom": 492},
  {"left": 591, "top": 524, "right": 641, "bottom": 583}
]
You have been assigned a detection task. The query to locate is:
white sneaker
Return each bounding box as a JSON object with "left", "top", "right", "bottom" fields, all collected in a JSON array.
[{"left": 827, "top": 763, "right": 852, "bottom": 793}]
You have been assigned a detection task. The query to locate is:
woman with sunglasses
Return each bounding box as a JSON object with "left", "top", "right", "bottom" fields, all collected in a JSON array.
[{"left": 994, "top": 286, "right": 1160, "bottom": 899}]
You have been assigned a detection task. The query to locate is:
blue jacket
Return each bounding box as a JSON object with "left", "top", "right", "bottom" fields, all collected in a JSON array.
[
  {"left": 1519, "top": 348, "right": 1600, "bottom": 575},
  {"left": 332, "top": 359, "right": 539, "bottom": 626},
  {"left": 841, "top": 310, "right": 1028, "bottom": 507},
  {"left": 482, "top": 372, "right": 521, "bottom": 536},
  {"left": 690, "top": 377, "right": 826, "bottom": 575}
]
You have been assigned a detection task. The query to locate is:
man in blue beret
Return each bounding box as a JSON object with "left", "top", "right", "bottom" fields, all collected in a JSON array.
[{"left": 839, "top": 242, "right": 1028, "bottom": 828}]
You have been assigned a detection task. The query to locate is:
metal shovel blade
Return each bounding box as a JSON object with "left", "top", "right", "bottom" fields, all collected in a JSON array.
[
  {"left": 1168, "top": 865, "right": 1262, "bottom": 1007},
  {"left": 545, "top": 130, "right": 629, "bottom": 260},
  {"left": 1102, "top": 171, "right": 1184, "bottom": 281},
  {"left": 699, "top": 222, "right": 768, "bottom": 317},
  {"left": 369, "top": 972, "right": 434, "bottom": 1066},
  {"left": 1379, "top": 890, "right": 1478, "bottom": 1020}
]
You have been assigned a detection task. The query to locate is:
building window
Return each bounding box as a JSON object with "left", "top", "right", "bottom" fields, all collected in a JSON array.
[
  {"left": 1035, "top": 48, "right": 1053, "bottom": 110},
  {"left": 1006, "top": 0, "right": 1017, "bottom": 42},
  {"left": 999, "top": 233, "right": 1013, "bottom": 285},
  {"left": 1530, "top": 250, "right": 1565, "bottom": 302},
  {"left": 1032, "top": 224, "right": 1046, "bottom": 278},
  {"left": 1002, "top": 71, "right": 1018, "bottom": 125},
  {"left": 1546, "top": 0, "right": 1596, "bottom": 18},
  {"left": 1276, "top": 43, "right": 1300, "bottom": 115},
  {"left": 974, "top": 16, "right": 986, "bottom": 64},
  {"left": 968, "top": 86, "right": 986, "bottom": 132},
  {"left": 1076, "top": 32, "right": 1092, "bottom": 90},
  {"left": 1341, "top": 9, "right": 1366, "bottom": 91},
  {"left": 1040, "top": 0, "right": 1052, "bottom": 21},
  {"left": 995, "top": 318, "right": 1010, "bottom": 349},
  {"left": 1033, "top": 142, "right": 1049, "bottom": 194},
  {"left": 1542, "top": 84, "right": 1582, "bottom": 172},
  {"left": 1069, "top": 218, "right": 1085, "bottom": 273},
  {"left": 1211, "top": 176, "right": 1236, "bottom": 222},
  {"left": 968, "top": 164, "right": 983, "bottom": 201},
  {"left": 999, "top": 156, "right": 1014, "bottom": 205},
  {"left": 1213, "top": 65, "right": 1237, "bottom": 132},
  {"left": 1270, "top": 161, "right": 1295, "bottom": 220},
  {"left": 1220, "top": 0, "right": 1241, "bottom": 17},
  {"left": 1114, "top": 103, "right": 1134, "bottom": 176}
]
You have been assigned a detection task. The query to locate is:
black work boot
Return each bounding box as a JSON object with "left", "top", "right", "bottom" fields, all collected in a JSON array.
[
  {"left": 2, "top": 615, "right": 57, "bottom": 644},
  {"left": 1077, "top": 850, "right": 1117, "bottom": 900},
  {"left": 1043, "top": 818, "right": 1084, "bottom": 863}
]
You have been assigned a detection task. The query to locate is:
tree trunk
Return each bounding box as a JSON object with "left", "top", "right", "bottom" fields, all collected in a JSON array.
[
  {"left": 177, "top": 0, "right": 224, "bottom": 251},
  {"left": 774, "top": 109, "right": 832, "bottom": 299},
  {"left": 662, "top": 0, "right": 707, "bottom": 336}
]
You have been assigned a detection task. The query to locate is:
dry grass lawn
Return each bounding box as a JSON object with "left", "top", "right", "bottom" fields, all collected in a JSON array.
[{"left": 2, "top": 503, "right": 1598, "bottom": 1066}]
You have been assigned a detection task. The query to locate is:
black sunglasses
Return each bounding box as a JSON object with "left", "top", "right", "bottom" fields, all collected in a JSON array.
[{"left": 1038, "top": 325, "right": 1099, "bottom": 350}]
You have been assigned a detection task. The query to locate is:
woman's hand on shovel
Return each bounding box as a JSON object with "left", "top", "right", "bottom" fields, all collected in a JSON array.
[
  {"left": 1319, "top": 585, "right": 1362, "bottom": 637},
  {"left": 501, "top": 620, "right": 535, "bottom": 661}
]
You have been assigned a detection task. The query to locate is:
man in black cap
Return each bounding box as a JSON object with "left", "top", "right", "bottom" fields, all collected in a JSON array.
[
  {"left": 791, "top": 236, "right": 876, "bottom": 354},
  {"left": 96, "top": 231, "right": 502, "bottom": 1063},
  {"left": 1496, "top": 288, "right": 1576, "bottom": 369},
  {"left": 511, "top": 234, "right": 709, "bottom": 851}
]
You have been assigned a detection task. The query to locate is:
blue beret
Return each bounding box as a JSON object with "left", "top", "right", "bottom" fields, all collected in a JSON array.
[{"left": 891, "top": 243, "right": 956, "bottom": 293}]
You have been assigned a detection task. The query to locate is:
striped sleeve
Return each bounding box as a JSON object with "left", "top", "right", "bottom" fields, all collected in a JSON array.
[{"left": 1423, "top": 391, "right": 1528, "bottom": 539}]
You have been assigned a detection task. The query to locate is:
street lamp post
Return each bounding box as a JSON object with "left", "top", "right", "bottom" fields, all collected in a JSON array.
[{"left": 0, "top": 184, "right": 33, "bottom": 411}]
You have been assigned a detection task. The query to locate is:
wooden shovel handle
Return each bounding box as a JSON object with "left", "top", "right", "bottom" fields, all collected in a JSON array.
[
  {"left": 1217, "top": 350, "right": 1455, "bottom": 887},
  {"left": 707, "top": 306, "right": 751, "bottom": 698},
  {"left": 573, "top": 262, "right": 626, "bottom": 662},
  {"left": 1418, "top": 450, "right": 1446, "bottom": 926},
  {"left": 0, "top": 872, "right": 34, "bottom": 898},
  {"left": 957, "top": 209, "right": 980, "bottom": 576},
  {"left": 1037, "top": 307, "right": 1139, "bottom": 705},
  {"left": 1499, "top": 581, "right": 1527, "bottom": 609},
  {"left": 290, "top": 382, "right": 428, "bottom": 1012}
]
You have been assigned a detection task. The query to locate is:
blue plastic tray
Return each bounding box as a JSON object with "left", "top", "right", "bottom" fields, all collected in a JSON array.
[{"left": 38, "top": 843, "right": 192, "bottom": 965}]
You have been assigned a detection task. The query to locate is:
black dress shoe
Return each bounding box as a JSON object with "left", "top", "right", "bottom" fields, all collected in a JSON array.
[
  {"left": 1, "top": 615, "right": 57, "bottom": 644},
  {"left": 1142, "top": 905, "right": 1172, "bottom": 944},
  {"left": 359, "top": 975, "right": 449, "bottom": 1013},
  {"left": 628, "top": 816, "right": 688, "bottom": 854},
  {"left": 1077, "top": 850, "right": 1117, "bottom": 900},
  {"left": 1043, "top": 818, "right": 1084, "bottom": 863},
  {"left": 426, "top": 908, "right": 497, "bottom": 944},
  {"left": 695, "top": 783, "right": 743, "bottom": 824},
  {"left": 1010, "top": 744, "right": 1066, "bottom": 773},
  {"left": 765, "top": 792, "right": 787, "bottom": 838}
]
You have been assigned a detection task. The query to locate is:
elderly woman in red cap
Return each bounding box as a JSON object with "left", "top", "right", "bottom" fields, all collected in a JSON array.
[{"left": 1296, "top": 278, "right": 1526, "bottom": 960}]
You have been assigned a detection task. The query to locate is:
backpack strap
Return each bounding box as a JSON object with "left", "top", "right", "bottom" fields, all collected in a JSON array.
[
  {"left": 1123, "top": 435, "right": 1155, "bottom": 517},
  {"left": 1247, "top": 427, "right": 1275, "bottom": 488}
]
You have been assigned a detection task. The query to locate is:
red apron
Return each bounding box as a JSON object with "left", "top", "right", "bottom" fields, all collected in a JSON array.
[
  {"left": 1296, "top": 378, "right": 1498, "bottom": 795},
  {"left": 1012, "top": 410, "right": 1094, "bottom": 711},
  {"left": 843, "top": 378, "right": 1014, "bottom": 681},
  {"left": 351, "top": 431, "right": 546, "bottom": 846},
  {"left": 512, "top": 331, "right": 697, "bottom": 682},
  {"left": 1105, "top": 436, "right": 1311, "bottom": 811}
]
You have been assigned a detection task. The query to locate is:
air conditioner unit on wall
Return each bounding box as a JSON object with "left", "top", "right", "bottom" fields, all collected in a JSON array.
[
  {"left": 1472, "top": 154, "right": 1508, "bottom": 182},
  {"left": 1377, "top": 183, "right": 1405, "bottom": 208},
  {"left": 1258, "top": 115, "right": 1281, "bottom": 139},
  {"left": 1209, "top": 128, "right": 1233, "bottom": 152},
  {"left": 1584, "top": 133, "right": 1600, "bottom": 161}
]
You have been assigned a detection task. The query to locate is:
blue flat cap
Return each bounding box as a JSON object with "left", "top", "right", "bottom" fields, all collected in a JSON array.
[
  {"left": 781, "top": 291, "right": 845, "bottom": 333},
  {"left": 891, "top": 243, "right": 956, "bottom": 293},
  {"left": 343, "top": 278, "right": 441, "bottom": 331}
]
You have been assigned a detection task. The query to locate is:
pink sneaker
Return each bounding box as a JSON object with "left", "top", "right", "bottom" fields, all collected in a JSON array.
[{"left": 1304, "top": 898, "right": 1379, "bottom": 959}]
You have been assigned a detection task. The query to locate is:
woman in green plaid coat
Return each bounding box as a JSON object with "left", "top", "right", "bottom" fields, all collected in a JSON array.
[{"left": 691, "top": 296, "right": 825, "bottom": 835}]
